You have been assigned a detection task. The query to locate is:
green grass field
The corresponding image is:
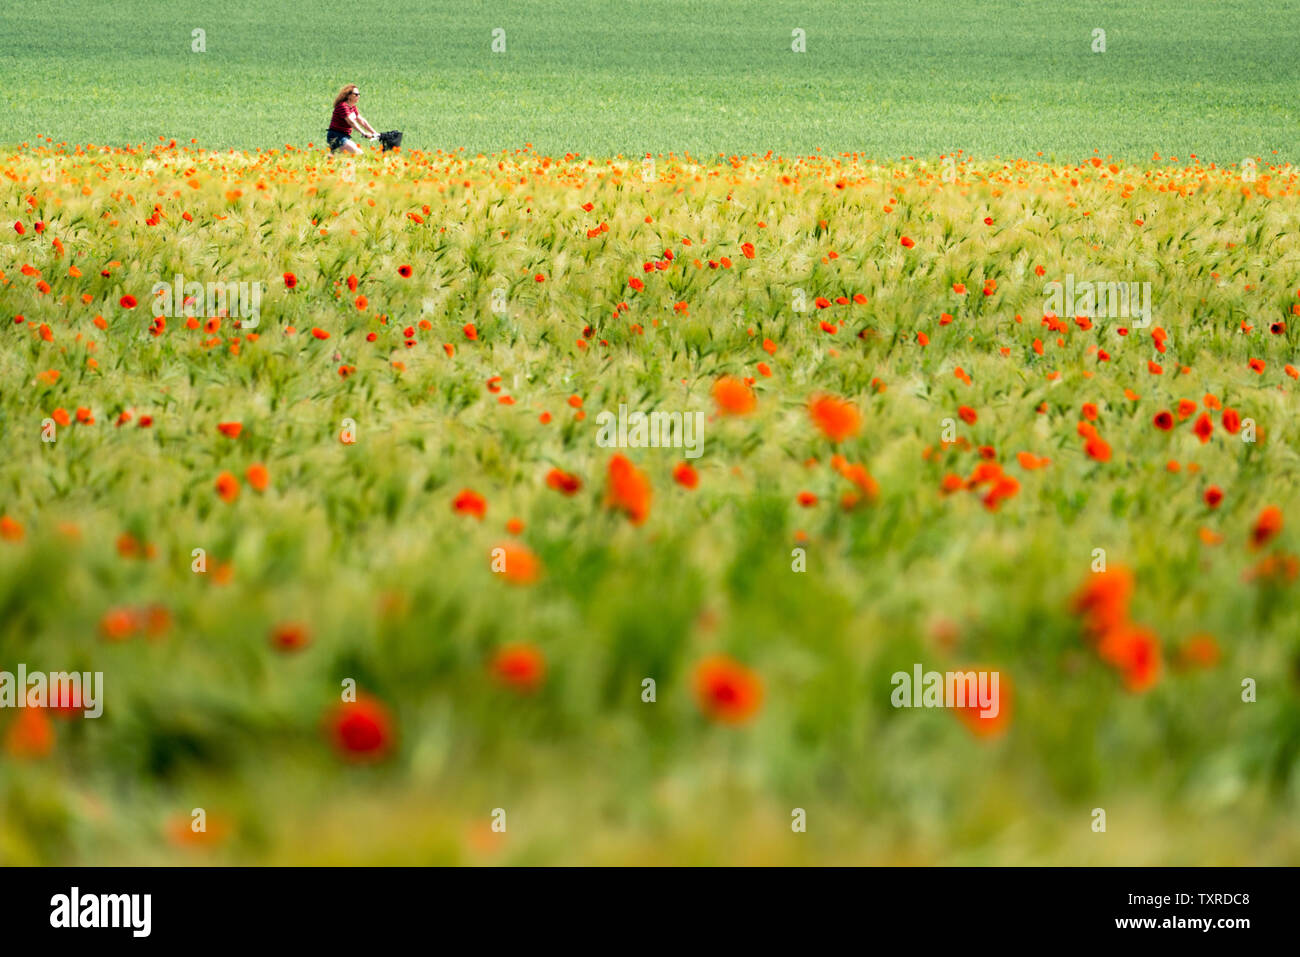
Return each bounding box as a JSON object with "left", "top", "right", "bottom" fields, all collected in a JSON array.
[{"left": 2, "top": 0, "right": 1298, "bottom": 161}]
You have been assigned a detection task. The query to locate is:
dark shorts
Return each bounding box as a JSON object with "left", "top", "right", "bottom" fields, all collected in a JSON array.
[{"left": 326, "top": 129, "right": 352, "bottom": 151}]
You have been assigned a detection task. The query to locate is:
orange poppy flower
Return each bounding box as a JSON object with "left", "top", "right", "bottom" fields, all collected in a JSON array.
[
  {"left": 270, "top": 622, "right": 310, "bottom": 651},
  {"left": 1251, "top": 505, "right": 1283, "bottom": 548},
  {"left": 4, "top": 709, "right": 53, "bottom": 759},
  {"left": 1071, "top": 566, "right": 1133, "bottom": 636},
  {"left": 1084, "top": 436, "right": 1111, "bottom": 462},
  {"left": 1193, "top": 413, "right": 1214, "bottom": 443},
  {"left": 214, "top": 471, "right": 240, "bottom": 503},
  {"left": 1178, "top": 634, "right": 1220, "bottom": 669},
  {"left": 453, "top": 489, "right": 487, "bottom": 519},
  {"left": 492, "top": 540, "right": 541, "bottom": 585},
  {"left": 489, "top": 644, "right": 546, "bottom": 693}
]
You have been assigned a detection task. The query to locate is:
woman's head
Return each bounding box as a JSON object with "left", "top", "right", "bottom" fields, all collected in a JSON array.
[{"left": 334, "top": 84, "right": 360, "bottom": 107}]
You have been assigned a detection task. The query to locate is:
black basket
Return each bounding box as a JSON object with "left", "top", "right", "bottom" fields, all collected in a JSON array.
[{"left": 378, "top": 130, "right": 403, "bottom": 151}]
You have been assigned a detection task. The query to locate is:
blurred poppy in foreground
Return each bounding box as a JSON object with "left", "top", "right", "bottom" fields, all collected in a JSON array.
[
  {"left": 952, "top": 669, "right": 1012, "bottom": 738},
  {"left": 808, "top": 394, "right": 861, "bottom": 443},
  {"left": 1252, "top": 505, "right": 1283, "bottom": 548},
  {"left": 489, "top": 644, "right": 547, "bottom": 693},
  {"left": 712, "top": 376, "right": 756, "bottom": 416},
  {"left": 606, "top": 454, "right": 651, "bottom": 525},
  {"left": 4, "top": 709, "right": 53, "bottom": 758},
  {"left": 491, "top": 540, "right": 542, "bottom": 585}
]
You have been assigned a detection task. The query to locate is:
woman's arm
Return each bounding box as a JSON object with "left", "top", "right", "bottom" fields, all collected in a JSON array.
[{"left": 351, "top": 113, "right": 378, "bottom": 136}]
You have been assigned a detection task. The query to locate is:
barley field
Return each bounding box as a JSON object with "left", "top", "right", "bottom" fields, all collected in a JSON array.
[{"left": 2, "top": 142, "right": 1299, "bottom": 864}]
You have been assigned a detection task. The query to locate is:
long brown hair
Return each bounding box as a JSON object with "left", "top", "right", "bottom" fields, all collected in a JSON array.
[{"left": 333, "top": 84, "right": 358, "bottom": 107}]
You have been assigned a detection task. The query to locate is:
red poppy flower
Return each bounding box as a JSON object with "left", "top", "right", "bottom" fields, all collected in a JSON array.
[
  {"left": 808, "top": 394, "right": 861, "bottom": 442},
  {"left": 1071, "top": 566, "right": 1134, "bottom": 636},
  {"left": 270, "top": 622, "right": 310, "bottom": 651},
  {"left": 246, "top": 463, "right": 269, "bottom": 492},
  {"left": 0, "top": 515, "right": 24, "bottom": 542},
  {"left": 1085, "top": 436, "right": 1111, "bottom": 461},
  {"left": 952, "top": 669, "right": 1012, "bottom": 738},
  {"left": 1193, "top": 413, "right": 1213, "bottom": 443},
  {"left": 5, "top": 709, "right": 53, "bottom": 757},
  {"left": 545, "top": 468, "right": 582, "bottom": 495},
  {"left": 1179, "top": 634, "right": 1221, "bottom": 669},
  {"left": 489, "top": 644, "right": 546, "bottom": 693},
  {"left": 1098, "top": 624, "right": 1162, "bottom": 692},
  {"left": 453, "top": 489, "right": 487, "bottom": 519},
  {"left": 326, "top": 695, "right": 393, "bottom": 760},
  {"left": 713, "top": 376, "right": 756, "bottom": 416},
  {"left": 492, "top": 540, "right": 541, "bottom": 584}
]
